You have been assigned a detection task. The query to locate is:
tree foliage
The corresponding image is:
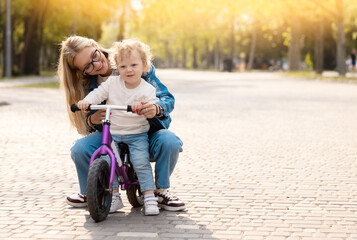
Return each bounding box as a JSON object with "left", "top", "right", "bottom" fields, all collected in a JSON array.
[{"left": 1, "top": 0, "right": 357, "bottom": 76}]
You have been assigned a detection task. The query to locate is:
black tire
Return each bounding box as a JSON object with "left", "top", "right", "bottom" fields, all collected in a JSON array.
[
  {"left": 87, "top": 158, "right": 112, "bottom": 222},
  {"left": 126, "top": 163, "right": 144, "bottom": 207}
]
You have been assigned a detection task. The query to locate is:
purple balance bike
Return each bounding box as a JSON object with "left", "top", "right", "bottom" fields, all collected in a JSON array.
[{"left": 71, "top": 104, "right": 144, "bottom": 222}]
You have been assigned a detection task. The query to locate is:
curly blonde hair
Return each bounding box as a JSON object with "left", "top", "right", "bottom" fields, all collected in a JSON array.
[{"left": 112, "top": 39, "right": 153, "bottom": 72}]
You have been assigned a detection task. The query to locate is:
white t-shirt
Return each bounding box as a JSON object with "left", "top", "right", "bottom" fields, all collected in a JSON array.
[{"left": 84, "top": 76, "right": 158, "bottom": 135}]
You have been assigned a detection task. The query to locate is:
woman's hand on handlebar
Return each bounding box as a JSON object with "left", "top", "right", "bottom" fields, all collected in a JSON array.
[
  {"left": 131, "top": 101, "right": 155, "bottom": 118},
  {"left": 90, "top": 110, "right": 106, "bottom": 125},
  {"left": 139, "top": 101, "right": 156, "bottom": 118}
]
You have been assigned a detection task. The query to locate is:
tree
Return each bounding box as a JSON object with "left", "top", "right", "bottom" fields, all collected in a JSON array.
[
  {"left": 335, "top": 0, "right": 346, "bottom": 75},
  {"left": 4, "top": 0, "right": 12, "bottom": 77},
  {"left": 311, "top": 0, "right": 348, "bottom": 76},
  {"left": 20, "top": 0, "right": 49, "bottom": 75}
]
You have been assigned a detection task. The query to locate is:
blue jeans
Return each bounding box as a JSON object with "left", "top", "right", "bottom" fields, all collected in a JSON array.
[
  {"left": 70, "top": 129, "right": 183, "bottom": 195},
  {"left": 112, "top": 132, "right": 155, "bottom": 192}
]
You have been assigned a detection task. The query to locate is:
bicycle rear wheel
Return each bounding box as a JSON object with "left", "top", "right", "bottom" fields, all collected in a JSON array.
[
  {"left": 126, "top": 162, "right": 144, "bottom": 207},
  {"left": 87, "top": 158, "right": 112, "bottom": 222}
]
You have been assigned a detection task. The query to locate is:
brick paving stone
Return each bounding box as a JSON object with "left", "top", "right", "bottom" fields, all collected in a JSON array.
[
  {"left": 116, "top": 232, "right": 158, "bottom": 238},
  {"left": 1, "top": 71, "right": 357, "bottom": 239},
  {"left": 11, "top": 233, "right": 34, "bottom": 238},
  {"left": 75, "top": 236, "right": 94, "bottom": 240},
  {"left": 175, "top": 224, "right": 200, "bottom": 229}
]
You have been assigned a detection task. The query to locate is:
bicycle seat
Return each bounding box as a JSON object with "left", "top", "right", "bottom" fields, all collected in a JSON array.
[{"left": 118, "top": 142, "right": 129, "bottom": 154}]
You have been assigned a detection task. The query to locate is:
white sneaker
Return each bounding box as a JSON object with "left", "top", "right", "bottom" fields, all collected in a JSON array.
[
  {"left": 109, "top": 194, "right": 124, "bottom": 213},
  {"left": 143, "top": 196, "right": 159, "bottom": 216}
]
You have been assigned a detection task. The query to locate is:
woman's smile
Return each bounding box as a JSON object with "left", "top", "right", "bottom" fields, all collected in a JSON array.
[{"left": 96, "top": 61, "right": 103, "bottom": 72}]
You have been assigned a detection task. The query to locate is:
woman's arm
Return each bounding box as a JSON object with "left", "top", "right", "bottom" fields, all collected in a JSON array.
[{"left": 143, "top": 65, "right": 175, "bottom": 118}]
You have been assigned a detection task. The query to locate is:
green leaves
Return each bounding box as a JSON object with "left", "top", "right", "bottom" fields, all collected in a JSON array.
[{"left": 1, "top": 0, "right": 357, "bottom": 74}]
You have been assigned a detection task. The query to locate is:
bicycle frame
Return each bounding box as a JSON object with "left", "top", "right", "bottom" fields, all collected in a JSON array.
[{"left": 86, "top": 105, "right": 139, "bottom": 193}]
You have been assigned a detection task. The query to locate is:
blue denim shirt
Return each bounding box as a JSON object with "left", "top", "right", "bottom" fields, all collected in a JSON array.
[{"left": 87, "top": 65, "right": 174, "bottom": 134}]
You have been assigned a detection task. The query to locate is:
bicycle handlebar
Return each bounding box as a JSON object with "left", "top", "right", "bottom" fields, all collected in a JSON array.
[
  {"left": 70, "top": 104, "right": 83, "bottom": 112},
  {"left": 71, "top": 104, "right": 132, "bottom": 113}
]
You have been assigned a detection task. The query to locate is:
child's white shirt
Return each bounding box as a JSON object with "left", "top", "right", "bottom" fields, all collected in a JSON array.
[{"left": 84, "top": 76, "right": 158, "bottom": 135}]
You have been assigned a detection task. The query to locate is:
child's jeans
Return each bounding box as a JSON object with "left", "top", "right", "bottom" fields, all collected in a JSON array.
[{"left": 109, "top": 132, "right": 156, "bottom": 192}]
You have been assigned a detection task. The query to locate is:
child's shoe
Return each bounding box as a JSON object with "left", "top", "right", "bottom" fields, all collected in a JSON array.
[
  {"left": 109, "top": 193, "right": 124, "bottom": 213},
  {"left": 143, "top": 195, "right": 159, "bottom": 216}
]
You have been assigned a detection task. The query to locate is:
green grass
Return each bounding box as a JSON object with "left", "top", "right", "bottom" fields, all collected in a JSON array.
[
  {"left": 0, "top": 70, "right": 57, "bottom": 81},
  {"left": 281, "top": 71, "right": 357, "bottom": 83},
  {"left": 21, "top": 82, "right": 60, "bottom": 88},
  {"left": 40, "top": 70, "right": 57, "bottom": 77},
  {"left": 0, "top": 69, "right": 59, "bottom": 88},
  {"left": 281, "top": 71, "right": 318, "bottom": 78}
]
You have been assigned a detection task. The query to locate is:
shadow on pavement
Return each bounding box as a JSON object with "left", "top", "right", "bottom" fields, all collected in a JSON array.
[{"left": 82, "top": 207, "right": 217, "bottom": 239}]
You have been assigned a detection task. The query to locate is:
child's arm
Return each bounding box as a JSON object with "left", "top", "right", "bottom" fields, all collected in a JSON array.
[{"left": 82, "top": 77, "right": 112, "bottom": 106}]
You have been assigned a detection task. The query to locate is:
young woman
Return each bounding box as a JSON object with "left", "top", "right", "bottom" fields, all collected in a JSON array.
[{"left": 58, "top": 36, "right": 185, "bottom": 212}]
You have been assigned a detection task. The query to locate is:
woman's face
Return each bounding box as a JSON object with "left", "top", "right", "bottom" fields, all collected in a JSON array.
[{"left": 73, "top": 47, "right": 109, "bottom": 76}]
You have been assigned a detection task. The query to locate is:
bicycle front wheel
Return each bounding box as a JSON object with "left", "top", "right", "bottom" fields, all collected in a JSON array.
[{"left": 87, "top": 158, "right": 112, "bottom": 222}]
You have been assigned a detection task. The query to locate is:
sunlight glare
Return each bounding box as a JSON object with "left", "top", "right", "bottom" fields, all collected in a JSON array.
[{"left": 131, "top": 0, "right": 142, "bottom": 11}]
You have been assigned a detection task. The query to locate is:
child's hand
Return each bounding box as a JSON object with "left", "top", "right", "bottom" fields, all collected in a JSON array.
[
  {"left": 77, "top": 100, "right": 90, "bottom": 111},
  {"left": 131, "top": 102, "right": 143, "bottom": 115}
]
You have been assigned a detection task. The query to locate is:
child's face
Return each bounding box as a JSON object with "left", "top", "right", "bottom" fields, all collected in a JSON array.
[{"left": 117, "top": 50, "right": 145, "bottom": 88}]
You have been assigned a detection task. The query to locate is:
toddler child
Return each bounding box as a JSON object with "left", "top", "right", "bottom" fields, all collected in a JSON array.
[{"left": 78, "top": 39, "right": 159, "bottom": 216}]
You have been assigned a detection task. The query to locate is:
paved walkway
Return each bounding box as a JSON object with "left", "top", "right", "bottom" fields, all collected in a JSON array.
[{"left": 1, "top": 70, "right": 357, "bottom": 240}]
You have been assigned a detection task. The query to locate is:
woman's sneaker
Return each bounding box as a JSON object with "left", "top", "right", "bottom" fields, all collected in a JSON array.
[
  {"left": 143, "top": 196, "right": 159, "bottom": 216},
  {"left": 66, "top": 193, "right": 87, "bottom": 207},
  {"left": 155, "top": 189, "right": 186, "bottom": 211},
  {"left": 109, "top": 194, "right": 124, "bottom": 213}
]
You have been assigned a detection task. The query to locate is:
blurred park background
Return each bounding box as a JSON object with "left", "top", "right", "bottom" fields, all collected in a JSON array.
[{"left": 1, "top": 0, "right": 357, "bottom": 78}]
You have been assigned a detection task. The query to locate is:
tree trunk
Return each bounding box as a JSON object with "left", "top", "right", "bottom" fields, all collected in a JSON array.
[
  {"left": 335, "top": 0, "right": 346, "bottom": 76},
  {"left": 20, "top": 0, "right": 49, "bottom": 75},
  {"left": 288, "top": 17, "right": 302, "bottom": 71},
  {"left": 205, "top": 38, "right": 210, "bottom": 69},
  {"left": 117, "top": 6, "right": 126, "bottom": 41},
  {"left": 214, "top": 40, "right": 220, "bottom": 70},
  {"left": 72, "top": 4, "right": 78, "bottom": 35},
  {"left": 314, "top": 20, "right": 324, "bottom": 74},
  {"left": 4, "top": 0, "right": 12, "bottom": 77},
  {"left": 247, "top": 20, "right": 257, "bottom": 70},
  {"left": 164, "top": 41, "right": 172, "bottom": 68},
  {"left": 229, "top": 16, "right": 235, "bottom": 60},
  {"left": 192, "top": 43, "right": 198, "bottom": 69},
  {"left": 182, "top": 43, "right": 186, "bottom": 68}
]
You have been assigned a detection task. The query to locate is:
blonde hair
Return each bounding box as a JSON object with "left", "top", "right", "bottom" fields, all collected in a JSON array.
[
  {"left": 57, "top": 35, "right": 110, "bottom": 135},
  {"left": 112, "top": 39, "right": 152, "bottom": 72}
]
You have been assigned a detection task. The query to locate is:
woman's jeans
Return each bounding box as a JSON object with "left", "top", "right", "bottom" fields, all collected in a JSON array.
[{"left": 70, "top": 129, "right": 183, "bottom": 195}]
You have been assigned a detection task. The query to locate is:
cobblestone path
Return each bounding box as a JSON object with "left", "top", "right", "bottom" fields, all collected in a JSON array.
[{"left": 1, "top": 71, "right": 357, "bottom": 239}]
